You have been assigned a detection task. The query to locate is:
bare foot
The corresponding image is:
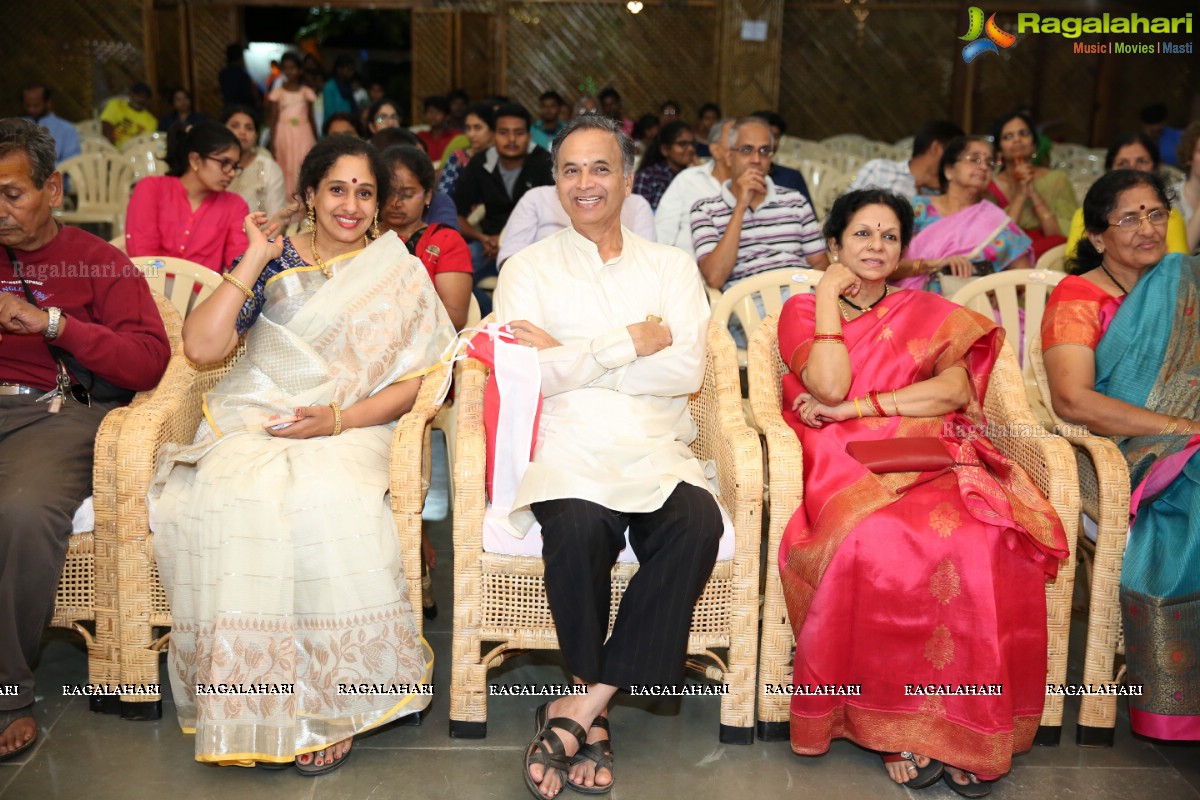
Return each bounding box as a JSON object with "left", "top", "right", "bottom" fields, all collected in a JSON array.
[
  {"left": 567, "top": 712, "right": 613, "bottom": 791},
  {"left": 0, "top": 713, "right": 35, "bottom": 758},
  {"left": 885, "top": 752, "right": 932, "bottom": 784},
  {"left": 295, "top": 737, "right": 352, "bottom": 773}
]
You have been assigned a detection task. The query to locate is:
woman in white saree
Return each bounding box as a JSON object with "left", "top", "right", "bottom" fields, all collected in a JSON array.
[{"left": 151, "top": 135, "right": 455, "bottom": 774}]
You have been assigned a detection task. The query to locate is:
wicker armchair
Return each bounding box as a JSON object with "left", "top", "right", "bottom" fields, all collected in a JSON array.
[
  {"left": 1030, "top": 334, "right": 1130, "bottom": 747},
  {"left": 747, "top": 313, "right": 1079, "bottom": 744},
  {"left": 49, "top": 289, "right": 182, "bottom": 712},
  {"left": 449, "top": 322, "right": 764, "bottom": 742},
  {"left": 104, "top": 348, "right": 449, "bottom": 718}
]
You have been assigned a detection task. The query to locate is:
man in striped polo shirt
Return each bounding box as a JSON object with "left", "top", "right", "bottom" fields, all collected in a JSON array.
[{"left": 689, "top": 116, "right": 828, "bottom": 291}]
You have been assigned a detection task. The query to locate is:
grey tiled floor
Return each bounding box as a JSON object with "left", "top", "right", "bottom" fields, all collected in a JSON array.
[{"left": 4, "top": 434, "right": 1198, "bottom": 799}]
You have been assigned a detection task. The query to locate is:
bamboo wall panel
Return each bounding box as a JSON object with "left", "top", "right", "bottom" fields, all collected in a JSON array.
[
  {"left": 1, "top": 0, "right": 147, "bottom": 121},
  {"left": 412, "top": 10, "right": 455, "bottom": 122},
  {"left": 1109, "top": 41, "right": 1197, "bottom": 149},
  {"left": 717, "top": 0, "right": 783, "bottom": 117},
  {"left": 965, "top": 15, "right": 1098, "bottom": 145},
  {"left": 190, "top": 5, "right": 237, "bottom": 118},
  {"left": 780, "top": 4, "right": 957, "bottom": 142},
  {"left": 457, "top": 12, "right": 496, "bottom": 102},
  {"left": 505, "top": 3, "right": 718, "bottom": 121},
  {"left": 152, "top": 4, "right": 185, "bottom": 108}
]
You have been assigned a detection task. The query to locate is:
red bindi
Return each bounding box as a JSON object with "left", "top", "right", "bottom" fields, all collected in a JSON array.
[
  {"left": 1139, "top": 204, "right": 1145, "bottom": 209},
  {"left": 351, "top": 178, "right": 358, "bottom": 184}
]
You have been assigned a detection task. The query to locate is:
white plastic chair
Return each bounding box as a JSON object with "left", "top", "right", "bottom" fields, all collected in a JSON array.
[
  {"left": 120, "top": 131, "right": 167, "bottom": 158},
  {"left": 1036, "top": 243, "right": 1067, "bottom": 272},
  {"left": 75, "top": 119, "right": 103, "bottom": 139},
  {"left": 80, "top": 135, "right": 119, "bottom": 156},
  {"left": 820, "top": 133, "right": 877, "bottom": 161},
  {"left": 949, "top": 268, "right": 1068, "bottom": 423},
  {"left": 129, "top": 256, "right": 223, "bottom": 319},
  {"left": 122, "top": 132, "right": 169, "bottom": 183},
  {"left": 54, "top": 152, "right": 136, "bottom": 238},
  {"left": 711, "top": 267, "right": 823, "bottom": 428},
  {"left": 810, "top": 167, "right": 855, "bottom": 221}
]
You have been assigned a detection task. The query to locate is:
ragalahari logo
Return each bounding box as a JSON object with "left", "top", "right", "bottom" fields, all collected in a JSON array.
[{"left": 959, "top": 7, "right": 1018, "bottom": 62}]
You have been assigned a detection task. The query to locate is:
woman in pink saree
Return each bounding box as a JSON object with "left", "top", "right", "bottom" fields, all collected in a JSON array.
[
  {"left": 778, "top": 189, "right": 1068, "bottom": 797},
  {"left": 892, "top": 137, "right": 1033, "bottom": 294}
]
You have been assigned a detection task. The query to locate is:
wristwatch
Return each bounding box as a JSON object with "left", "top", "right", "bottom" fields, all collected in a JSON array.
[{"left": 44, "top": 307, "right": 63, "bottom": 340}]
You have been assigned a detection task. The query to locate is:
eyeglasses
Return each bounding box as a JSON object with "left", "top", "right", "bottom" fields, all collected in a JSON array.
[
  {"left": 957, "top": 153, "right": 993, "bottom": 166},
  {"left": 204, "top": 156, "right": 244, "bottom": 176},
  {"left": 672, "top": 139, "right": 696, "bottom": 148},
  {"left": 374, "top": 113, "right": 400, "bottom": 124},
  {"left": 734, "top": 145, "right": 774, "bottom": 157},
  {"left": 1108, "top": 208, "right": 1169, "bottom": 229},
  {"left": 1113, "top": 157, "right": 1154, "bottom": 170}
]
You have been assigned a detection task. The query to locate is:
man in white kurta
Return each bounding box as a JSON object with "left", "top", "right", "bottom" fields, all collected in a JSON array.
[{"left": 496, "top": 115, "right": 722, "bottom": 800}]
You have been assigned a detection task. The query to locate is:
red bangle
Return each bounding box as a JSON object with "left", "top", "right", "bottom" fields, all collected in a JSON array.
[
  {"left": 868, "top": 390, "right": 887, "bottom": 417},
  {"left": 812, "top": 333, "right": 844, "bottom": 343}
]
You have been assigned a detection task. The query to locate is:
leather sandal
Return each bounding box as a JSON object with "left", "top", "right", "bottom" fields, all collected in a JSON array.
[
  {"left": 567, "top": 715, "right": 614, "bottom": 794},
  {"left": 881, "top": 751, "right": 943, "bottom": 789},
  {"left": 525, "top": 702, "right": 587, "bottom": 799},
  {"left": 942, "top": 769, "right": 993, "bottom": 798},
  {"left": 0, "top": 704, "right": 36, "bottom": 763},
  {"left": 294, "top": 740, "right": 352, "bottom": 776}
]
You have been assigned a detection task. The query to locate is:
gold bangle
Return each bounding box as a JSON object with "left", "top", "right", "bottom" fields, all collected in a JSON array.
[
  {"left": 1159, "top": 415, "right": 1178, "bottom": 435},
  {"left": 912, "top": 259, "right": 924, "bottom": 275},
  {"left": 854, "top": 397, "right": 864, "bottom": 419},
  {"left": 330, "top": 401, "right": 342, "bottom": 436},
  {"left": 891, "top": 389, "right": 901, "bottom": 416},
  {"left": 222, "top": 272, "right": 254, "bottom": 300}
]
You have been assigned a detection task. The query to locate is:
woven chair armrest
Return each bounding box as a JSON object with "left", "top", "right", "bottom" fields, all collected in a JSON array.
[
  {"left": 90, "top": 406, "right": 130, "bottom": 536},
  {"left": 388, "top": 371, "right": 441, "bottom": 635},
  {"left": 451, "top": 357, "right": 488, "bottom": 555},
  {"left": 760, "top": 414, "right": 804, "bottom": 554},
  {"left": 698, "top": 323, "right": 764, "bottom": 546},
  {"left": 1064, "top": 434, "right": 1130, "bottom": 533}
]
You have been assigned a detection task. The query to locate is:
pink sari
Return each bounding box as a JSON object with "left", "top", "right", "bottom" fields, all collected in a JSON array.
[
  {"left": 897, "top": 200, "right": 1033, "bottom": 292},
  {"left": 778, "top": 289, "right": 1068, "bottom": 777}
]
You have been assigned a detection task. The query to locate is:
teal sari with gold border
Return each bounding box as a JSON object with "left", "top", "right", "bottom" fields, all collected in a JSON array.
[{"left": 1095, "top": 253, "right": 1200, "bottom": 741}]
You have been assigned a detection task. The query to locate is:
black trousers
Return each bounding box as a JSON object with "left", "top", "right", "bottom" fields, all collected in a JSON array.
[
  {"left": 0, "top": 395, "right": 115, "bottom": 710},
  {"left": 532, "top": 481, "right": 722, "bottom": 692}
]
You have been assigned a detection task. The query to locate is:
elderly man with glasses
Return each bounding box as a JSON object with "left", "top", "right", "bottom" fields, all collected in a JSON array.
[{"left": 690, "top": 116, "right": 828, "bottom": 293}]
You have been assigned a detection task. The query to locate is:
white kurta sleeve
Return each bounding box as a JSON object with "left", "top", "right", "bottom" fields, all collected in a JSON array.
[
  {"left": 605, "top": 253, "right": 710, "bottom": 397},
  {"left": 494, "top": 251, "right": 637, "bottom": 397}
]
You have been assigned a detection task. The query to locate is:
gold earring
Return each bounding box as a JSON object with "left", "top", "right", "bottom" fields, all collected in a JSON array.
[
  {"left": 306, "top": 204, "right": 316, "bottom": 230},
  {"left": 371, "top": 210, "right": 380, "bottom": 239}
]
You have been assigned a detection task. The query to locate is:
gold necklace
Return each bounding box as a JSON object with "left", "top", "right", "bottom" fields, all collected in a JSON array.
[
  {"left": 310, "top": 227, "right": 332, "bottom": 278},
  {"left": 310, "top": 226, "right": 370, "bottom": 279}
]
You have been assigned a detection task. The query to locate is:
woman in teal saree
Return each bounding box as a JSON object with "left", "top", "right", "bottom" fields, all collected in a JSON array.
[{"left": 1042, "top": 169, "right": 1200, "bottom": 741}]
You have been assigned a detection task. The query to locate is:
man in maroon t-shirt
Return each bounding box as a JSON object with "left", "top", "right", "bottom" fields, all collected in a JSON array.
[{"left": 0, "top": 119, "right": 170, "bottom": 760}]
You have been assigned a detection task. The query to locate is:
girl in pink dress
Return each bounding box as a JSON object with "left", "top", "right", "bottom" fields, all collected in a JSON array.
[{"left": 267, "top": 52, "right": 317, "bottom": 200}]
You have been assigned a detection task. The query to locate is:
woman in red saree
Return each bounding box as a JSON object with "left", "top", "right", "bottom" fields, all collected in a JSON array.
[{"left": 777, "top": 189, "right": 1068, "bottom": 797}]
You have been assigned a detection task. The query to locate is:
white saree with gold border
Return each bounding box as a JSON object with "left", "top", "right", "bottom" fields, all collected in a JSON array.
[{"left": 150, "top": 231, "right": 455, "bottom": 764}]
